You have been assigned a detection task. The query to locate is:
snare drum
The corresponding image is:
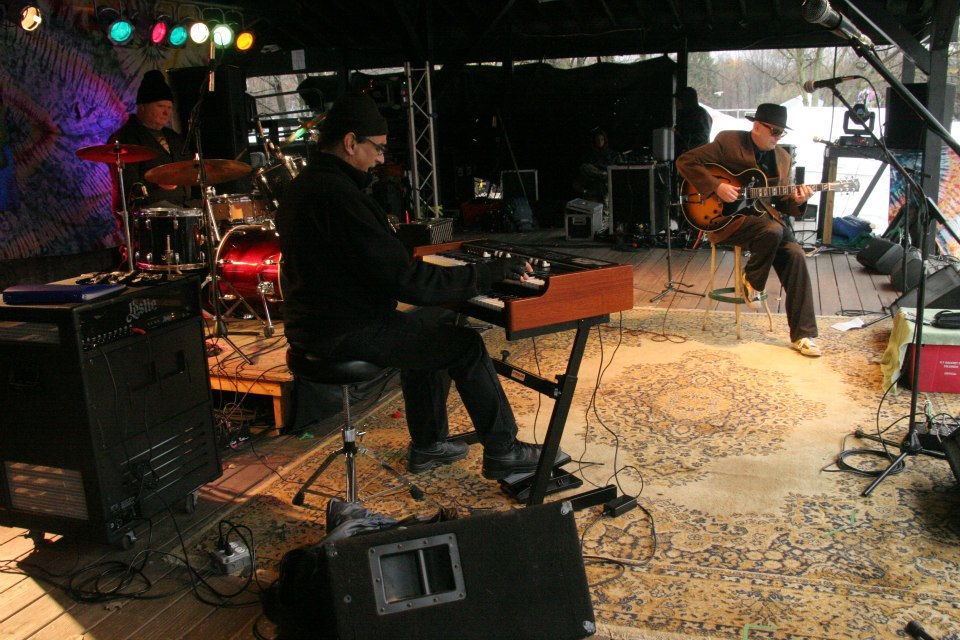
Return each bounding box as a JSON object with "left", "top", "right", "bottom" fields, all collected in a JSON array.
[
  {"left": 134, "top": 208, "right": 206, "bottom": 271},
  {"left": 209, "top": 193, "right": 269, "bottom": 225},
  {"left": 255, "top": 156, "right": 306, "bottom": 210},
  {"left": 216, "top": 224, "right": 283, "bottom": 313}
]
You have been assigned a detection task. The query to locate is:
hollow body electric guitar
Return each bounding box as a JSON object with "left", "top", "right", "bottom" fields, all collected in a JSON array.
[{"left": 680, "top": 163, "right": 860, "bottom": 232}]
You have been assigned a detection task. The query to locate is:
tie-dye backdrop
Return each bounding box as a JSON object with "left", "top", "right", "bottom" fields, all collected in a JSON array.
[
  {"left": 0, "top": 1, "right": 205, "bottom": 260},
  {"left": 888, "top": 148, "right": 960, "bottom": 257}
]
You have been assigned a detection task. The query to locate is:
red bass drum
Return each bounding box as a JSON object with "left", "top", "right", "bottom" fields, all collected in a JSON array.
[{"left": 215, "top": 224, "right": 283, "bottom": 315}]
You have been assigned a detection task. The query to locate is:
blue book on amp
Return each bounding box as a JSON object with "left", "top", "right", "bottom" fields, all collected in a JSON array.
[{"left": 2, "top": 283, "right": 126, "bottom": 305}]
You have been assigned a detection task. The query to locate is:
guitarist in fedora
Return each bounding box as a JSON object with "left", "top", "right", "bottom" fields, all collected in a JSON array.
[{"left": 676, "top": 103, "right": 821, "bottom": 357}]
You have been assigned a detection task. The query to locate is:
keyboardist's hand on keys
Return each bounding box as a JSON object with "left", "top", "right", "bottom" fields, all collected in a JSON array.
[{"left": 487, "top": 256, "right": 532, "bottom": 282}]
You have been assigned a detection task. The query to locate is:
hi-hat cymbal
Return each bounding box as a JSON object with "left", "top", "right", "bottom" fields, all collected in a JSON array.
[
  {"left": 76, "top": 143, "right": 158, "bottom": 164},
  {"left": 144, "top": 159, "right": 252, "bottom": 186}
]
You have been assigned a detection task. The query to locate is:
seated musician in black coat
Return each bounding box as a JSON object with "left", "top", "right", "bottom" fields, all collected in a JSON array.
[{"left": 276, "top": 91, "right": 547, "bottom": 479}]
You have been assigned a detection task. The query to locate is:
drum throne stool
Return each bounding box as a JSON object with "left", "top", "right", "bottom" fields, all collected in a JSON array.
[{"left": 285, "top": 346, "right": 417, "bottom": 506}]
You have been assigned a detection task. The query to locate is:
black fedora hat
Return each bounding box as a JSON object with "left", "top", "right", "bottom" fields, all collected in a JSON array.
[{"left": 746, "top": 103, "right": 790, "bottom": 130}]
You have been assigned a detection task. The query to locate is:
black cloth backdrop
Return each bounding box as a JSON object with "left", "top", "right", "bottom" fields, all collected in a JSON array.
[{"left": 434, "top": 57, "right": 677, "bottom": 214}]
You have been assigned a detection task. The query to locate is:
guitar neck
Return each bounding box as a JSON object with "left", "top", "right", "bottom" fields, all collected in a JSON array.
[{"left": 747, "top": 182, "right": 838, "bottom": 199}]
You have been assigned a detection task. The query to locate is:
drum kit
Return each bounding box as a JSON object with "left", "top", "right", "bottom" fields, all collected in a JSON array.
[{"left": 74, "top": 139, "right": 305, "bottom": 340}]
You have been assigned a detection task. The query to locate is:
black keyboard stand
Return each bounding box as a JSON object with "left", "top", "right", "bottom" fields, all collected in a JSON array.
[{"left": 451, "top": 314, "right": 618, "bottom": 510}]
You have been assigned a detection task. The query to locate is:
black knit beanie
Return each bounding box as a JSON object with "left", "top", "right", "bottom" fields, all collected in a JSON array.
[
  {"left": 136, "top": 70, "right": 174, "bottom": 104},
  {"left": 320, "top": 92, "right": 388, "bottom": 142}
]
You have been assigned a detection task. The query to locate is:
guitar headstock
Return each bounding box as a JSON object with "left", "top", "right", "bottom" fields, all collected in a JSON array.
[{"left": 835, "top": 178, "right": 861, "bottom": 193}]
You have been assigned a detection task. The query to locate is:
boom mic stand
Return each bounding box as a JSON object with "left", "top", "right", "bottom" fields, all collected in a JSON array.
[
  {"left": 808, "top": 17, "right": 960, "bottom": 496},
  {"left": 651, "top": 163, "right": 704, "bottom": 302}
]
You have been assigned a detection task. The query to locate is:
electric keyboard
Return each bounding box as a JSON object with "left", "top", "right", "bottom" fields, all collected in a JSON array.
[{"left": 414, "top": 239, "right": 634, "bottom": 339}]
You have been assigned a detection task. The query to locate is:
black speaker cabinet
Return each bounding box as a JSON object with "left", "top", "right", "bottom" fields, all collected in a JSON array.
[
  {"left": 857, "top": 238, "right": 903, "bottom": 274},
  {"left": 608, "top": 164, "right": 669, "bottom": 235},
  {"left": 884, "top": 83, "right": 957, "bottom": 151},
  {"left": 0, "top": 279, "right": 221, "bottom": 544},
  {"left": 271, "top": 501, "right": 595, "bottom": 640},
  {"left": 892, "top": 263, "right": 960, "bottom": 315},
  {"left": 890, "top": 248, "right": 922, "bottom": 292}
]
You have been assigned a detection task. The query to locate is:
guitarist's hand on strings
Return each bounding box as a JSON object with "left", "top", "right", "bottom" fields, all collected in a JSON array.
[
  {"left": 716, "top": 182, "right": 740, "bottom": 203},
  {"left": 791, "top": 184, "right": 813, "bottom": 204}
]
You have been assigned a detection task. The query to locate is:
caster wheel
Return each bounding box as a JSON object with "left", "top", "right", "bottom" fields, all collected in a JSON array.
[
  {"left": 184, "top": 491, "right": 199, "bottom": 514},
  {"left": 119, "top": 530, "right": 137, "bottom": 550}
]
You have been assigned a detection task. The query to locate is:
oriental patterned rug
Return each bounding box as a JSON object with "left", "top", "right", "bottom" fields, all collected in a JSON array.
[{"left": 200, "top": 308, "right": 960, "bottom": 640}]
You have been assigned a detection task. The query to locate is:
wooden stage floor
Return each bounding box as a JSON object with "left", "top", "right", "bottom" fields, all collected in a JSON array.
[{"left": 0, "top": 226, "right": 901, "bottom": 639}]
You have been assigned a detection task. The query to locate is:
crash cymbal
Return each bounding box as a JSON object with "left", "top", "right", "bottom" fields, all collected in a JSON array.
[
  {"left": 144, "top": 159, "right": 252, "bottom": 186},
  {"left": 283, "top": 112, "right": 327, "bottom": 145},
  {"left": 76, "top": 143, "right": 158, "bottom": 163}
]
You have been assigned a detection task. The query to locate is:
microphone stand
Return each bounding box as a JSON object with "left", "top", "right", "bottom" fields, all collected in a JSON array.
[
  {"left": 819, "top": 33, "right": 958, "bottom": 496},
  {"left": 651, "top": 163, "right": 703, "bottom": 302},
  {"left": 184, "top": 56, "right": 253, "bottom": 366}
]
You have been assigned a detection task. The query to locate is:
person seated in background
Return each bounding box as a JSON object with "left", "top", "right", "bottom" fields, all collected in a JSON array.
[
  {"left": 675, "top": 103, "right": 820, "bottom": 358},
  {"left": 574, "top": 127, "right": 618, "bottom": 201},
  {"left": 674, "top": 86, "right": 713, "bottom": 156},
  {"left": 276, "top": 91, "right": 551, "bottom": 480},
  {"left": 108, "top": 70, "right": 194, "bottom": 216}
]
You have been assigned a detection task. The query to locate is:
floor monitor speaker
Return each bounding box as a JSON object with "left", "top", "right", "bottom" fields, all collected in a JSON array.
[
  {"left": 267, "top": 501, "right": 595, "bottom": 640},
  {"left": 856, "top": 238, "right": 903, "bottom": 275},
  {"left": 889, "top": 247, "right": 922, "bottom": 291},
  {"left": 891, "top": 263, "right": 960, "bottom": 315}
]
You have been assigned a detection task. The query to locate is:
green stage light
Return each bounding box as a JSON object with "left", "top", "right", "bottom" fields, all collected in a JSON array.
[
  {"left": 98, "top": 7, "right": 134, "bottom": 45},
  {"left": 211, "top": 23, "right": 233, "bottom": 47},
  {"left": 167, "top": 22, "right": 189, "bottom": 47}
]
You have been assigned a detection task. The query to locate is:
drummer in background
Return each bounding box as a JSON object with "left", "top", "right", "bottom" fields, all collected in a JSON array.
[{"left": 107, "top": 70, "right": 194, "bottom": 221}]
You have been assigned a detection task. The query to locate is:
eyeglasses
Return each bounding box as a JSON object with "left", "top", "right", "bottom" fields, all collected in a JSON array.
[
  {"left": 358, "top": 137, "right": 387, "bottom": 156},
  {"left": 758, "top": 122, "right": 786, "bottom": 138}
]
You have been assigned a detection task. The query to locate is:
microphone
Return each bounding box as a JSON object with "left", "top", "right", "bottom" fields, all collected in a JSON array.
[
  {"left": 813, "top": 136, "right": 835, "bottom": 147},
  {"left": 801, "top": 0, "right": 873, "bottom": 48},
  {"left": 803, "top": 76, "right": 860, "bottom": 92}
]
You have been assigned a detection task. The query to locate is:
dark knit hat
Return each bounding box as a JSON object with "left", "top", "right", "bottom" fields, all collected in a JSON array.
[
  {"left": 320, "top": 92, "right": 388, "bottom": 141},
  {"left": 746, "top": 103, "right": 790, "bottom": 130},
  {"left": 136, "top": 70, "right": 174, "bottom": 105},
  {"left": 674, "top": 86, "right": 699, "bottom": 104}
]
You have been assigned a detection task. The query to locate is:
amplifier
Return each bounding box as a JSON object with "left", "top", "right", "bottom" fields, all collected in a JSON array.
[
  {"left": 0, "top": 276, "right": 202, "bottom": 351},
  {"left": 396, "top": 218, "right": 454, "bottom": 251},
  {"left": 565, "top": 199, "right": 604, "bottom": 241},
  {"left": 0, "top": 277, "right": 220, "bottom": 545}
]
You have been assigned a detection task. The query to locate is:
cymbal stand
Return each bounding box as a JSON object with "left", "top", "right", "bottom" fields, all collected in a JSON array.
[
  {"left": 110, "top": 144, "right": 136, "bottom": 273},
  {"left": 651, "top": 165, "right": 703, "bottom": 302},
  {"left": 185, "top": 76, "right": 253, "bottom": 366}
]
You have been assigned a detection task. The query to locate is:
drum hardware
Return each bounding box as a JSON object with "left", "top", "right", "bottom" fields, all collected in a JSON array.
[
  {"left": 76, "top": 142, "right": 159, "bottom": 273},
  {"left": 180, "top": 90, "right": 254, "bottom": 366},
  {"left": 256, "top": 274, "right": 277, "bottom": 338}
]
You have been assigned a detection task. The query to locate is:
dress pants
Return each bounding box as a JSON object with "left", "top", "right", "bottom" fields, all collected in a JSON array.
[
  {"left": 296, "top": 309, "right": 519, "bottom": 452},
  {"left": 723, "top": 216, "right": 819, "bottom": 342}
]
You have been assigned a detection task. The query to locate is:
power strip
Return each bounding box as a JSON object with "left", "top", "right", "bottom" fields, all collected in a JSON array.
[{"left": 210, "top": 541, "right": 251, "bottom": 575}]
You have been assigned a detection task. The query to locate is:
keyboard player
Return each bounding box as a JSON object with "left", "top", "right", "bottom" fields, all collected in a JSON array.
[{"left": 276, "top": 91, "right": 549, "bottom": 480}]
